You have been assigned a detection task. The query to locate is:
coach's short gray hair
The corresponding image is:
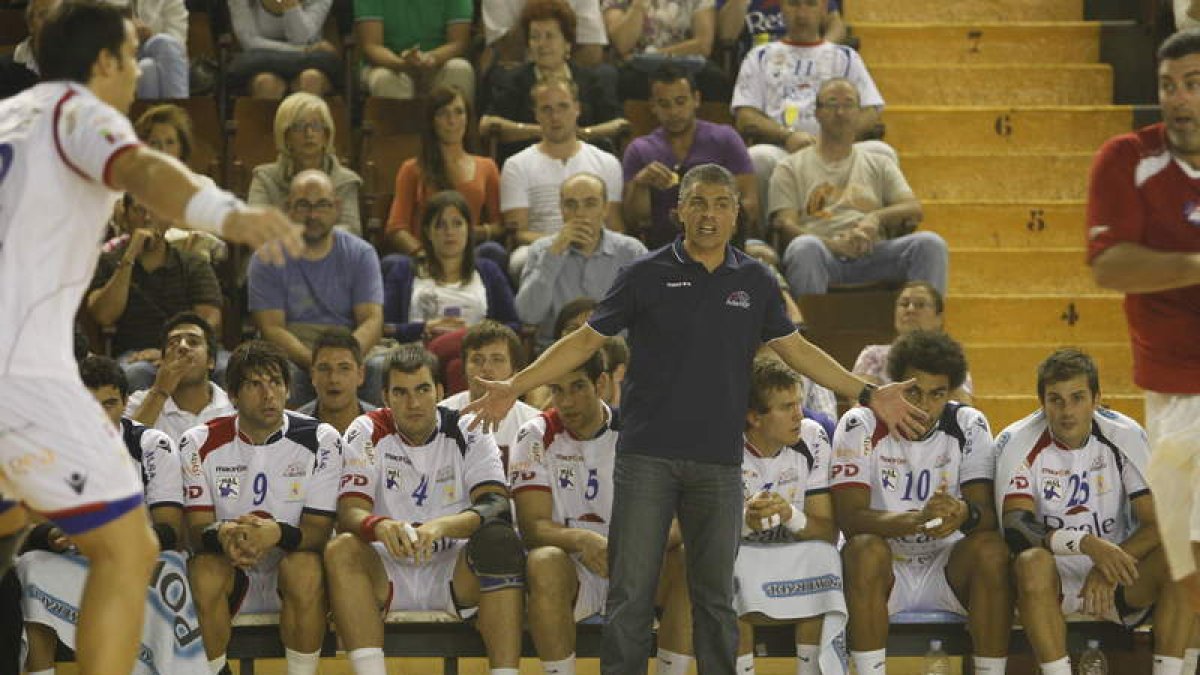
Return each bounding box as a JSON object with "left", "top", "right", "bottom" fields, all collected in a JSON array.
[{"left": 678, "top": 163, "right": 738, "bottom": 204}]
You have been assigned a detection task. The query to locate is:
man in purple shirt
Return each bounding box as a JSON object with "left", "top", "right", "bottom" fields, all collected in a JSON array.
[{"left": 622, "top": 65, "right": 758, "bottom": 248}]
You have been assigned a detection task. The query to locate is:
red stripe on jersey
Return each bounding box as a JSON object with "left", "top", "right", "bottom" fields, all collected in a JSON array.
[
  {"left": 513, "top": 485, "right": 552, "bottom": 494},
  {"left": 198, "top": 415, "right": 237, "bottom": 463},
  {"left": 1025, "top": 430, "right": 1054, "bottom": 467},
  {"left": 185, "top": 505, "right": 215, "bottom": 512},
  {"left": 339, "top": 491, "right": 374, "bottom": 504},
  {"left": 51, "top": 90, "right": 89, "bottom": 181},
  {"left": 870, "top": 420, "right": 890, "bottom": 450},
  {"left": 541, "top": 409, "right": 566, "bottom": 447},
  {"left": 101, "top": 143, "right": 139, "bottom": 189},
  {"left": 367, "top": 408, "right": 396, "bottom": 445},
  {"left": 830, "top": 482, "right": 870, "bottom": 491},
  {"left": 42, "top": 499, "right": 109, "bottom": 519}
]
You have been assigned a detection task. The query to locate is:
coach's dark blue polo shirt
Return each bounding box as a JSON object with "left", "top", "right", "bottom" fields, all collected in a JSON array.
[{"left": 588, "top": 237, "right": 796, "bottom": 465}]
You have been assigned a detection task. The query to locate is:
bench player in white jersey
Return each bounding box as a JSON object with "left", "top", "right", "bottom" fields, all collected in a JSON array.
[
  {"left": 831, "top": 331, "right": 1011, "bottom": 675},
  {"left": 326, "top": 345, "right": 525, "bottom": 675},
  {"left": 998, "top": 349, "right": 1194, "bottom": 675},
  {"left": 511, "top": 352, "right": 691, "bottom": 675},
  {"left": 725, "top": 357, "right": 843, "bottom": 675},
  {"left": 0, "top": 4, "right": 300, "bottom": 672},
  {"left": 181, "top": 341, "right": 341, "bottom": 675},
  {"left": 22, "top": 354, "right": 186, "bottom": 673}
]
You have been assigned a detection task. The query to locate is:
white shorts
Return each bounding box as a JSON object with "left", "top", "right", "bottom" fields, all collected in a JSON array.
[
  {"left": 1145, "top": 392, "right": 1200, "bottom": 541},
  {"left": 888, "top": 545, "right": 967, "bottom": 616},
  {"left": 572, "top": 556, "right": 608, "bottom": 621},
  {"left": 233, "top": 560, "right": 282, "bottom": 615},
  {"left": 0, "top": 377, "right": 143, "bottom": 533},
  {"left": 375, "top": 540, "right": 477, "bottom": 619},
  {"left": 1055, "top": 554, "right": 1150, "bottom": 626}
]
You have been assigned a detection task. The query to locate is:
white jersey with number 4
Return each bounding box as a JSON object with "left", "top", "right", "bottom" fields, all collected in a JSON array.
[
  {"left": 509, "top": 406, "right": 619, "bottom": 536},
  {"left": 339, "top": 407, "right": 507, "bottom": 526},
  {"left": 831, "top": 403, "right": 995, "bottom": 561},
  {"left": 741, "top": 418, "right": 831, "bottom": 544},
  {"left": 0, "top": 82, "right": 140, "bottom": 379}
]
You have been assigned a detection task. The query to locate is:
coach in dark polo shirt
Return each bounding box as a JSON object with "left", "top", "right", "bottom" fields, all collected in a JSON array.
[{"left": 467, "top": 163, "right": 922, "bottom": 674}]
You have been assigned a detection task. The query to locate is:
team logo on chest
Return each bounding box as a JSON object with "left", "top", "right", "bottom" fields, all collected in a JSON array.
[
  {"left": 386, "top": 467, "right": 402, "bottom": 491},
  {"left": 283, "top": 461, "right": 307, "bottom": 478},
  {"left": 725, "top": 290, "right": 751, "bottom": 309},
  {"left": 1042, "top": 477, "right": 1063, "bottom": 502},
  {"left": 217, "top": 476, "right": 240, "bottom": 499},
  {"left": 558, "top": 467, "right": 576, "bottom": 489},
  {"left": 881, "top": 467, "right": 898, "bottom": 491}
]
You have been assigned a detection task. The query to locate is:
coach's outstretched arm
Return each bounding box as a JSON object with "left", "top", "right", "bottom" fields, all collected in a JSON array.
[
  {"left": 465, "top": 325, "right": 607, "bottom": 432},
  {"left": 108, "top": 147, "right": 303, "bottom": 265}
]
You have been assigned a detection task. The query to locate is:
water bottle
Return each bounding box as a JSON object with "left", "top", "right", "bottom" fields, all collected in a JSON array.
[
  {"left": 1078, "top": 639, "right": 1108, "bottom": 675},
  {"left": 922, "top": 639, "right": 951, "bottom": 675}
]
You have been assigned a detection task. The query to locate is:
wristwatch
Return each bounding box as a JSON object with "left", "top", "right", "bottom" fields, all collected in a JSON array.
[{"left": 857, "top": 383, "right": 877, "bottom": 407}]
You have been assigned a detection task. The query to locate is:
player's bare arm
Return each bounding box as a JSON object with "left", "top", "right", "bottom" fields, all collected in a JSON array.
[
  {"left": 1002, "top": 495, "right": 1138, "bottom": 586},
  {"left": 515, "top": 487, "right": 608, "bottom": 576},
  {"left": 1091, "top": 242, "right": 1200, "bottom": 294}
]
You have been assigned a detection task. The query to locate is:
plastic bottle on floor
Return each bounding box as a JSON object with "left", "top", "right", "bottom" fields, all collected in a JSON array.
[
  {"left": 922, "top": 638, "right": 951, "bottom": 675},
  {"left": 1078, "top": 639, "right": 1108, "bottom": 675}
]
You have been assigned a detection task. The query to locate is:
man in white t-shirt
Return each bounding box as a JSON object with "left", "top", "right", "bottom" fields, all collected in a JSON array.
[
  {"left": 439, "top": 320, "right": 540, "bottom": 464},
  {"left": 769, "top": 78, "right": 946, "bottom": 297},
  {"left": 832, "top": 331, "right": 1011, "bottom": 675},
  {"left": 997, "top": 349, "right": 1193, "bottom": 675},
  {"left": 500, "top": 78, "right": 625, "bottom": 278},
  {"left": 0, "top": 5, "right": 299, "bottom": 674},
  {"left": 731, "top": 0, "right": 886, "bottom": 227},
  {"left": 325, "top": 345, "right": 525, "bottom": 675},
  {"left": 181, "top": 341, "right": 342, "bottom": 675},
  {"left": 483, "top": 0, "right": 608, "bottom": 66},
  {"left": 511, "top": 352, "right": 691, "bottom": 675}
]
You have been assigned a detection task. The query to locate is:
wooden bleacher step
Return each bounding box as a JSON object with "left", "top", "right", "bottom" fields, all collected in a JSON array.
[
  {"left": 902, "top": 154, "right": 1093, "bottom": 201},
  {"left": 944, "top": 295, "right": 1126, "bottom": 343},
  {"left": 964, "top": 343, "right": 1134, "bottom": 395},
  {"left": 924, "top": 202, "right": 1086, "bottom": 249},
  {"left": 845, "top": 0, "right": 1083, "bottom": 23},
  {"left": 948, "top": 249, "right": 1100, "bottom": 295},
  {"left": 885, "top": 106, "right": 1129, "bottom": 154},
  {"left": 873, "top": 64, "right": 1112, "bottom": 106},
  {"left": 857, "top": 22, "right": 1100, "bottom": 64}
]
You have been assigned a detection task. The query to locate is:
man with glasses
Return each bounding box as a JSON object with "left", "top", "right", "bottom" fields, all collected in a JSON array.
[
  {"left": 250, "top": 170, "right": 385, "bottom": 407},
  {"left": 768, "top": 78, "right": 945, "bottom": 297}
]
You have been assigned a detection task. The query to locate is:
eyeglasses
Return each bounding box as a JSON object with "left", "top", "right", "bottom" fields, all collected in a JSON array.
[
  {"left": 291, "top": 199, "right": 336, "bottom": 213},
  {"left": 287, "top": 121, "right": 328, "bottom": 134}
]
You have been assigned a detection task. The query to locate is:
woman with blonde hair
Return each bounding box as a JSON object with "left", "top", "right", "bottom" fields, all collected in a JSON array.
[{"left": 248, "top": 92, "right": 363, "bottom": 235}]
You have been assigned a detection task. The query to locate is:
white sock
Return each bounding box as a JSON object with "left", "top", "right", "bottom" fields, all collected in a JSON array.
[
  {"left": 27, "top": 669, "right": 55, "bottom": 675},
  {"left": 285, "top": 647, "right": 320, "bottom": 675},
  {"left": 796, "top": 643, "right": 819, "bottom": 675},
  {"left": 851, "top": 648, "right": 886, "bottom": 674},
  {"left": 543, "top": 654, "right": 576, "bottom": 675},
  {"left": 974, "top": 656, "right": 1008, "bottom": 674},
  {"left": 1040, "top": 656, "right": 1072, "bottom": 675},
  {"left": 656, "top": 648, "right": 694, "bottom": 675},
  {"left": 1155, "top": 655, "right": 1185, "bottom": 675},
  {"left": 348, "top": 647, "right": 387, "bottom": 675},
  {"left": 1183, "top": 648, "right": 1200, "bottom": 675},
  {"left": 490, "top": 669, "right": 520, "bottom": 675},
  {"left": 736, "top": 652, "right": 756, "bottom": 674},
  {"left": 208, "top": 655, "right": 227, "bottom": 675}
]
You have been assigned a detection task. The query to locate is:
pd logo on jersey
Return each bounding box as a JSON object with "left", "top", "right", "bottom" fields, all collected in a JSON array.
[
  {"left": 725, "top": 290, "right": 751, "bottom": 309},
  {"left": 217, "top": 476, "right": 239, "bottom": 499}
]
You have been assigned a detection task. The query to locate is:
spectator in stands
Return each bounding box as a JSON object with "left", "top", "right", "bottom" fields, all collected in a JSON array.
[
  {"left": 382, "top": 190, "right": 519, "bottom": 345},
  {"left": 601, "top": 0, "right": 728, "bottom": 101},
  {"left": 500, "top": 78, "right": 625, "bottom": 278},
  {"left": 553, "top": 296, "right": 598, "bottom": 338},
  {"left": 227, "top": 0, "right": 341, "bottom": 99},
  {"left": 295, "top": 327, "right": 376, "bottom": 434},
  {"left": 248, "top": 92, "right": 363, "bottom": 236},
  {"left": 622, "top": 64, "right": 757, "bottom": 247},
  {"left": 716, "top": 0, "right": 846, "bottom": 61},
  {"left": 87, "top": 192, "right": 224, "bottom": 392},
  {"left": 439, "top": 320, "right": 540, "bottom": 459},
  {"left": 110, "top": 0, "right": 189, "bottom": 99},
  {"left": 183, "top": 341, "right": 341, "bottom": 675},
  {"left": 1176, "top": 0, "right": 1200, "bottom": 31},
  {"left": 769, "top": 79, "right": 945, "bottom": 296},
  {"left": 0, "top": 0, "right": 58, "bottom": 98},
  {"left": 125, "top": 312, "right": 235, "bottom": 443},
  {"left": 482, "top": 0, "right": 607, "bottom": 69},
  {"left": 853, "top": 281, "right": 974, "bottom": 403},
  {"left": 479, "top": 0, "right": 625, "bottom": 166},
  {"left": 386, "top": 86, "right": 506, "bottom": 265},
  {"left": 355, "top": 0, "right": 475, "bottom": 103},
  {"left": 732, "top": 0, "right": 886, "bottom": 227},
  {"left": 515, "top": 173, "right": 647, "bottom": 349},
  {"left": 249, "top": 170, "right": 384, "bottom": 407}
]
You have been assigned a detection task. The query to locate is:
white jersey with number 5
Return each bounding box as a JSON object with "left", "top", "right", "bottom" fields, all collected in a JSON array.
[
  {"left": 509, "top": 406, "right": 619, "bottom": 536},
  {"left": 339, "top": 407, "right": 507, "bottom": 525},
  {"left": 831, "top": 403, "right": 995, "bottom": 561},
  {"left": 0, "top": 82, "right": 139, "bottom": 379}
]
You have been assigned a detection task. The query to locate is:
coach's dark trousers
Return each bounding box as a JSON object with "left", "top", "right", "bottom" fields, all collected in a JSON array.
[{"left": 601, "top": 452, "right": 742, "bottom": 674}]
